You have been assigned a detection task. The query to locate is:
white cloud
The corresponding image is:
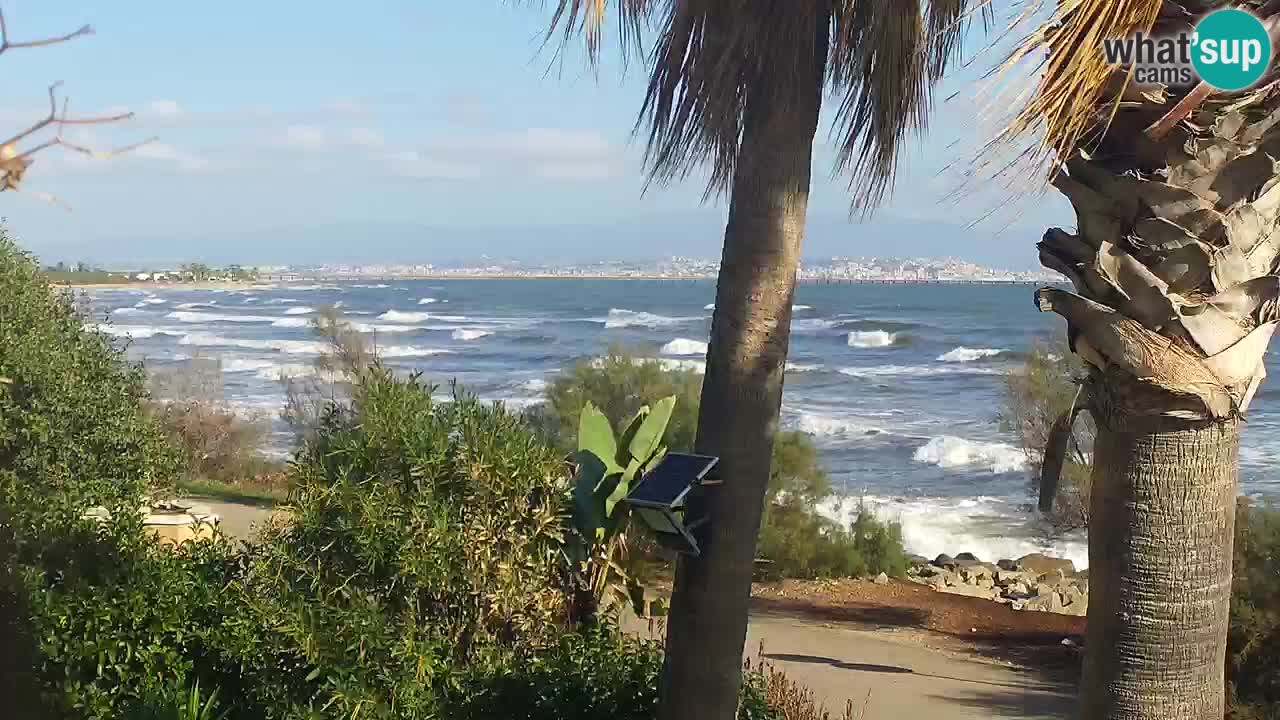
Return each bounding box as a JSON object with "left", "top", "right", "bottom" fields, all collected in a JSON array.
[
  {"left": 284, "top": 125, "right": 326, "bottom": 151},
  {"left": 347, "top": 128, "right": 384, "bottom": 148},
  {"left": 133, "top": 142, "right": 209, "bottom": 172},
  {"left": 384, "top": 150, "right": 479, "bottom": 180},
  {"left": 146, "top": 100, "right": 184, "bottom": 118},
  {"left": 425, "top": 128, "right": 611, "bottom": 159},
  {"left": 535, "top": 161, "right": 615, "bottom": 180}
]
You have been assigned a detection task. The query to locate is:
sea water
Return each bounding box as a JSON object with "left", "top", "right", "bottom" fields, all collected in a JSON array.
[{"left": 82, "top": 279, "right": 1280, "bottom": 568}]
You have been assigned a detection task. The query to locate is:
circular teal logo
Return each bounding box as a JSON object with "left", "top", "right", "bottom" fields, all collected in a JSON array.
[{"left": 1192, "top": 9, "right": 1271, "bottom": 91}]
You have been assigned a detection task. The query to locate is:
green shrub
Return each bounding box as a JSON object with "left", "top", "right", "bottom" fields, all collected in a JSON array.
[
  {"left": 215, "top": 369, "right": 574, "bottom": 718},
  {"left": 1000, "top": 341, "right": 1092, "bottom": 530},
  {"left": 757, "top": 502, "right": 906, "bottom": 580},
  {"left": 0, "top": 229, "right": 181, "bottom": 523},
  {"left": 448, "top": 625, "right": 795, "bottom": 720},
  {"left": 540, "top": 348, "right": 909, "bottom": 580},
  {"left": 1228, "top": 502, "right": 1280, "bottom": 719}
]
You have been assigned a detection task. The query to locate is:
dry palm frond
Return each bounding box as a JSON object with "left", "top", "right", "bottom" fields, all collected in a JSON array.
[
  {"left": 536, "top": 0, "right": 991, "bottom": 209},
  {"left": 989, "top": 0, "right": 1163, "bottom": 177}
]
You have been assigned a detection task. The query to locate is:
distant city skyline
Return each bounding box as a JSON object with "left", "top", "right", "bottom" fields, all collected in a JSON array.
[{"left": 3, "top": 2, "right": 1068, "bottom": 269}]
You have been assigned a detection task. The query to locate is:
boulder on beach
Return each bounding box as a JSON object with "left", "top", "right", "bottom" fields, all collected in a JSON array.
[
  {"left": 997, "top": 558, "right": 1019, "bottom": 571},
  {"left": 874, "top": 572, "right": 890, "bottom": 585},
  {"left": 1016, "top": 552, "right": 1076, "bottom": 577},
  {"left": 933, "top": 553, "right": 955, "bottom": 568},
  {"left": 955, "top": 552, "right": 980, "bottom": 562}
]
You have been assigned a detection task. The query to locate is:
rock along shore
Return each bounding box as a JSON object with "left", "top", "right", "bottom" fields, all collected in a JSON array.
[{"left": 906, "top": 551, "right": 1088, "bottom": 617}]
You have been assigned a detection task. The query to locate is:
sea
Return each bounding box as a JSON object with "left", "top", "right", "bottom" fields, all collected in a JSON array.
[{"left": 81, "top": 279, "right": 1280, "bottom": 569}]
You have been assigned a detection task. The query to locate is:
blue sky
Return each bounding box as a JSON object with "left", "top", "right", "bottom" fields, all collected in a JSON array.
[{"left": 0, "top": 1, "right": 1070, "bottom": 268}]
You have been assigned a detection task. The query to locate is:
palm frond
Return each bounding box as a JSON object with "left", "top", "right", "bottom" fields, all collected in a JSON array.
[
  {"left": 535, "top": 0, "right": 993, "bottom": 209},
  {"left": 536, "top": 0, "right": 657, "bottom": 64},
  {"left": 990, "top": 0, "right": 1163, "bottom": 177},
  {"left": 641, "top": 2, "right": 831, "bottom": 194}
]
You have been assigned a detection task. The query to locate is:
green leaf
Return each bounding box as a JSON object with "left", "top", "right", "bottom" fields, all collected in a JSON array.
[
  {"left": 628, "top": 395, "right": 676, "bottom": 464},
  {"left": 577, "top": 402, "right": 621, "bottom": 474},
  {"left": 573, "top": 450, "right": 616, "bottom": 538},
  {"left": 614, "top": 406, "right": 650, "bottom": 467},
  {"left": 605, "top": 457, "right": 642, "bottom": 519}
]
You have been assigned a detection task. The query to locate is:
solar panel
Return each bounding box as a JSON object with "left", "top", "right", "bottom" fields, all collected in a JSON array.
[{"left": 627, "top": 453, "right": 719, "bottom": 508}]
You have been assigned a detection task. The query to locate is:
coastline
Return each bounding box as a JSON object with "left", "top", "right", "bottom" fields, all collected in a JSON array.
[{"left": 59, "top": 281, "right": 274, "bottom": 291}]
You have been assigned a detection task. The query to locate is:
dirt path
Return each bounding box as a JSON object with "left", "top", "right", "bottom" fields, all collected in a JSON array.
[{"left": 195, "top": 498, "right": 1076, "bottom": 719}]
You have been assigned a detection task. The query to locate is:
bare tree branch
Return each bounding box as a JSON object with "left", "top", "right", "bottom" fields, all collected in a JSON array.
[
  {"left": 0, "top": 9, "right": 92, "bottom": 56},
  {"left": 0, "top": 8, "right": 150, "bottom": 197}
]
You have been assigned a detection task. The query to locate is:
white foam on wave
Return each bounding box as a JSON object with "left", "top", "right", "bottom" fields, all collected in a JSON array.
[
  {"left": 658, "top": 358, "right": 706, "bottom": 373},
  {"left": 788, "top": 410, "right": 886, "bottom": 439},
  {"left": 112, "top": 307, "right": 146, "bottom": 316},
  {"left": 838, "top": 365, "right": 1001, "bottom": 378},
  {"left": 523, "top": 378, "right": 549, "bottom": 393},
  {"left": 264, "top": 298, "right": 298, "bottom": 305},
  {"left": 352, "top": 322, "right": 422, "bottom": 334},
  {"left": 168, "top": 311, "right": 277, "bottom": 324},
  {"left": 352, "top": 283, "right": 389, "bottom": 289},
  {"left": 792, "top": 318, "right": 840, "bottom": 332},
  {"left": 282, "top": 284, "right": 338, "bottom": 291},
  {"left": 793, "top": 305, "right": 812, "bottom": 311},
  {"left": 818, "top": 495, "right": 1088, "bottom": 570},
  {"left": 284, "top": 306, "right": 315, "bottom": 315},
  {"left": 938, "top": 347, "right": 1006, "bottom": 363},
  {"left": 913, "top": 436, "right": 1027, "bottom": 474},
  {"left": 135, "top": 297, "right": 167, "bottom": 307},
  {"left": 378, "top": 310, "right": 432, "bottom": 323},
  {"left": 91, "top": 324, "right": 178, "bottom": 339},
  {"left": 847, "top": 330, "right": 898, "bottom": 348},
  {"left": 704, "top": 303, "right": 716, "bottom": 310},
  {"left": 786, "top": 363, "right": 823, "bottom": 373},
  {"left": 605, "top": 308, "right": 701, "bottom": 329},
  {"left": 452, "top": 329, "right": 492, "bottom": 341},
  {"left": 661, "top": 338, "right": 708, "bottom": 356},
  {"left": 271, "top": 318, "right": 311, "bottom": 328},
  {"left": 174, "top": 302, "right": 217, "bottom": 310},
  {"left": 220, "top": 357, "right": 279, "bottom": 374},
  {"left": 178, "top": 332, "right": 328, "bottom": 355},
  {"left": 418, "top": 297, "right": 440, "bottom": 305},
  {"left": 379, "top": 345, "right": 453, "bottom": 358}
]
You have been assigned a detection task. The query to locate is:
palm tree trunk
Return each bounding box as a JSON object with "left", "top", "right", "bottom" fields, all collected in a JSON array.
[
  {"left": 656, "top": 16, "right": 826, "bottom": 720},
  {"left": 1082, "top": 382, "right": 1240, "bottom": 720}
]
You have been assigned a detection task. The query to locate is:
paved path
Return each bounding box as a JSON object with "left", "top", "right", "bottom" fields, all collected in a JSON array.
[{"left": 195, "top": 497, "right": 1076, "bottom": 719}]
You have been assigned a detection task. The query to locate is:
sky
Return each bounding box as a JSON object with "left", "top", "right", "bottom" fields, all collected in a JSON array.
[{"left": 0, "top": 1, "right": 1072, "bottom": 268}]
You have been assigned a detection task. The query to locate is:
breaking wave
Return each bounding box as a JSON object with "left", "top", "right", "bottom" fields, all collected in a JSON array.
[
  {"left": 112, "top": 307, "right": 146, "bottom": 316},
  {"left": 912, "top": 436, "right": 1027, "bottom": 474},
  {"left": 604, "top": 308, "right": 701, "bottom": 329},
  {"left": 418, "top": 297, "right": 440, "bottom": 305},
  {"left": 661, "top": 338, "right": 708, "bottom": 356},
  {"left": 938, "top": 347, "right": 1006, "bottom": 363},
  {"left": 838, "top": 365, "right": 1001, "bottom": 378},
  {"left": 378, "top": 310, "right": 432, "bottom": 323},
  {"left": 271, "top": 318, "right": 311, "bottom": 328},
  {"left": 284, "top": 306, "right": 315, "bottom": 315},
  {"left": 167, "top": 311, "right": 277, "bottom": 324},
  {"left": 452, "top": 329, "right": 492, "bottom": 341},
  {"left": 847, "top": 330, "right": 900, "bottom": 348},
  {"left": 788, "top": 410, "right": 887, "bottom": 438}
]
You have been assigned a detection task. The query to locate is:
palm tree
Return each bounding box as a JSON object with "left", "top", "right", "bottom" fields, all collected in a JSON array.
[
  {"left": 533, "top": 3, "right": 984, "bottom": 719},
  {"left": 536, "top": 1, "right": 1280, "bottom": 719},
  {"left": 1008, "top": 1, "right": 1280, "bottom": 717}
]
